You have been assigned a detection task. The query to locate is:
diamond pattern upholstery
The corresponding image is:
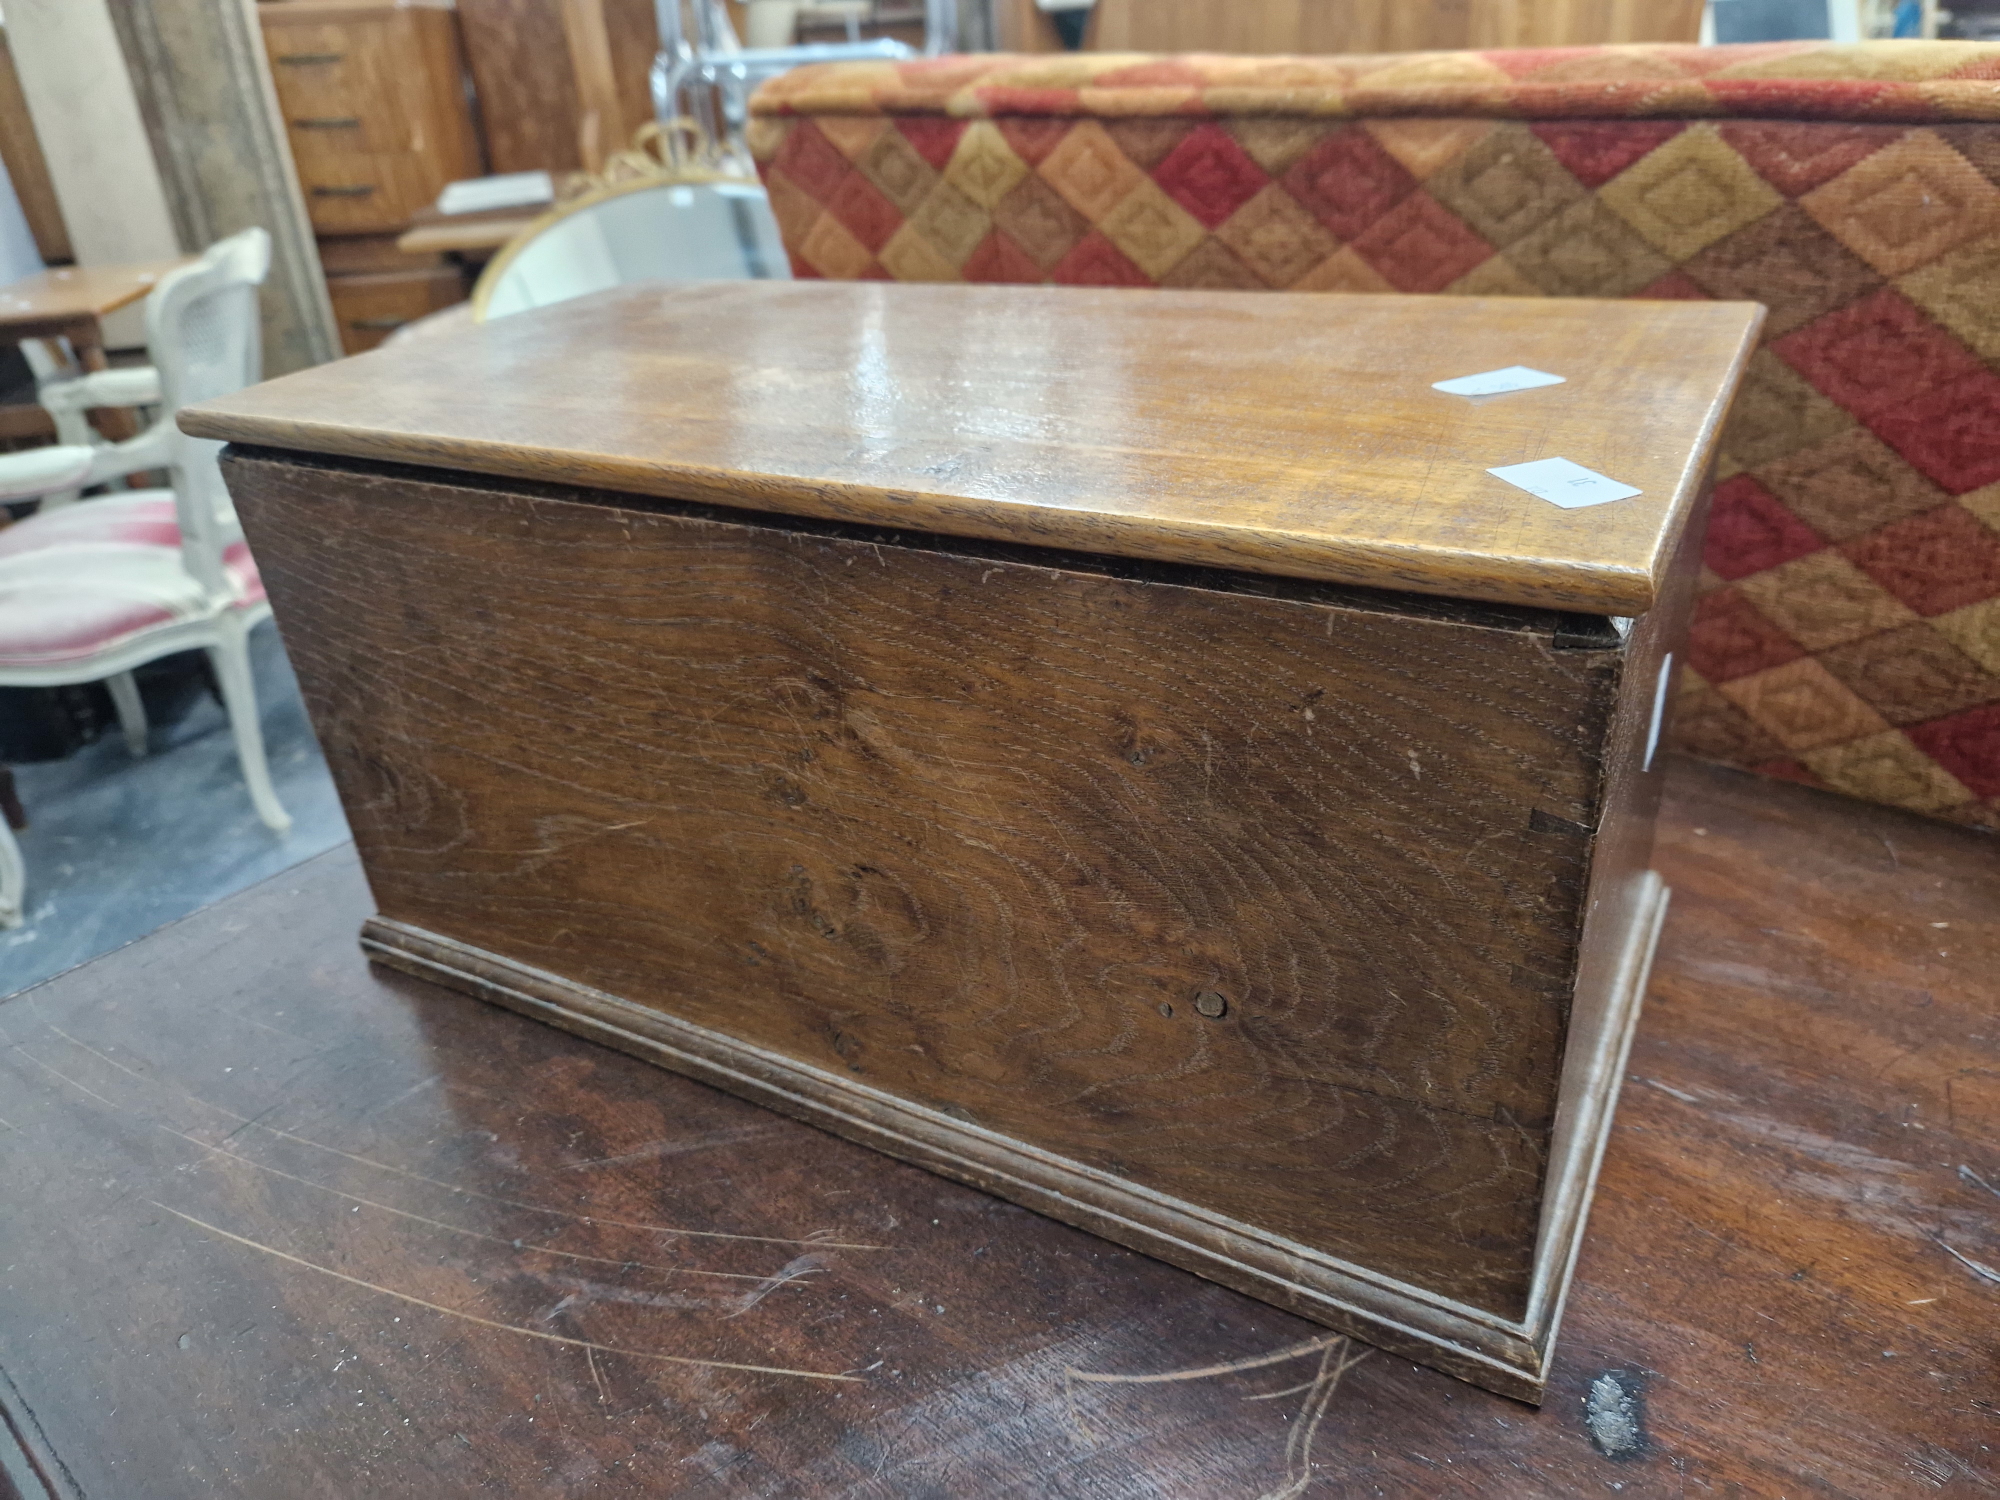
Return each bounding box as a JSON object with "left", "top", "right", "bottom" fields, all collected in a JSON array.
[{"left": 752, "top": 43, "right": 2000, "bottom": 829}]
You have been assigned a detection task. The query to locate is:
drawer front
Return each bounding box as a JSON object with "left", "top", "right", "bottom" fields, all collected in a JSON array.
[
  {"left": 299, "top": 152, "right": 446, "bottom": 234},
  {"left": 267, "top": 10, "right": 480, "bottom": 232},
  {"left": 325, "top": 267, "right": 465, "bottom": 354},
  {"left": 316, "top": 233, "right": 447, "bottom": 276},
  {"left": 282, "top": 107, "right": 406, "bottom": 160}
]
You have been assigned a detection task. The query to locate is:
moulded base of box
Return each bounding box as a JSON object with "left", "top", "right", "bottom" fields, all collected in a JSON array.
[{"left": 358, "top": 873, "right": 1668, "bottom": 1406}]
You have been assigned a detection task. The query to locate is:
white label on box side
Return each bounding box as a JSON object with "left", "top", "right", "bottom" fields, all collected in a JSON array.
[
  {"left": 1644, "top": 652, "right": 1673, "bottom": 773},
  {"left": 1487, "top": 457, "right": 1642, "bottom": 509},
  {"left": 1432, "top": 366, "right": 1566, "bottom": 397}
]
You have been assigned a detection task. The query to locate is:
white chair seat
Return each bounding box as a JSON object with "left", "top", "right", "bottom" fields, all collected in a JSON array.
[
  {"left": 0, "top": 504, "right": 265, "bottom": 668},
  {"left": 0, "top": 552, "right": 209, "bottom": 667},
  {"left": 0, "top": 489, "right": 182, "bottom": 553},
  {"left": 0, "top": 490, "right": 264, "bottom": 591},
  {"left": 0, "top": 445, "right": 94, "bottom": 501},
  {"left": 38, "top": 366, "right": 163, "bottom": 415}
]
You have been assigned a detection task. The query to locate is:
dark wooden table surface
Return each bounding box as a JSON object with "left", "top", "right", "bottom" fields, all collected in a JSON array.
[{"left": 1, "top": 757, "right": 1993, "bottom": 1499}]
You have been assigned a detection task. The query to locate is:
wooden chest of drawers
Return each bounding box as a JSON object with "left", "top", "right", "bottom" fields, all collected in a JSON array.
[
  {"left": 260, "top": 0, "right": 481, "bottom": 236},
  {"left": 183, "top": 282, "right": 1760, "bottom": 1402}
]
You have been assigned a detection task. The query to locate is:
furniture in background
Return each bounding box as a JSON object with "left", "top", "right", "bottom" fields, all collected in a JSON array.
[
  {"left": 747, "top": 1, "right": 872, "bottom": 46},
  {"left": 452, "top": 0, "right": 930, "bottom": 182},
  {"left": 0, "top": 229, "right": 290, "bottom": 934},
  {"left": 471, "top": 174, "right": 790, "bottom": 318},
  {"left": 261, "top": 0, "right": 481, "bottom": 237},
  {"left": 314, "top": 234, "right": 469, "bottom": 355},
  {"left": 185, "top": 281, "right": 1759, "bottom": 1402},
  {"left": 106, "top": 0, "right": 342, "bottom": 376},
  {"left": 394, "top": 202, "right": 548, "bottom": 279},
  {"left": 0, "top": 263, "right": 186, "bottom": 440},
  {"left": 993, "top": 0, "right": 1707, "bottom": 50},
  {"left": 750, "top": 41, "right": 2000, "bottom": 832},
  {"left": 21, "top": 342, "right": 160, "bottom": 450},
  {"left": 17, "top": 339, "right": 163, "bottom": 506},
  {"left": 1, "top": 765, "right": 1994, "bottom": 1490},
  {"left": 652, "top": 0, "right": 950, "bottom": 177},
  {"left": 1088, "top": 0, "right": 1707, "bottom": 48},
  {"left": 455, "top": 0, "right": 663, "bottom": 177},
  {"left": 258, "top": 0, "right": 484, "bottom": 354},
  {"left": 0, "top": 444, "right": 100, "bottom": 934},
  {"left": 0, "top": 444, "right": 93, "bottom": 931}
]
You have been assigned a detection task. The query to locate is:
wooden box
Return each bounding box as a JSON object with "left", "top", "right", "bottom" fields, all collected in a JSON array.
[
  {"left": 185, "top": 283, "right": 1760, "bottom": 1402},
  {"left": 260, "top": 0, "right": 482, "bottom": 236}
]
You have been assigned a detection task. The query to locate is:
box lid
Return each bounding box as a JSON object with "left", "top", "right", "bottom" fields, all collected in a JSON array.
[{"left": 182, "top": 282, "right": 1761, "bottom": 616}]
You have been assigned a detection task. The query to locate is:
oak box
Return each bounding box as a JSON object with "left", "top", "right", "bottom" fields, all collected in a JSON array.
[{"left": 185, "top": 282, "right": 1760, "bottom": 1401}]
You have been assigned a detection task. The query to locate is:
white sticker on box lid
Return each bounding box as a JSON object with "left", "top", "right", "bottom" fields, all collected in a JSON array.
[
  {"left": 1432, "top": 365, "right": 1565, "bottom": 398},
  {"left": 1487, "top": 456, "right": 1642, "bottom": 510}
]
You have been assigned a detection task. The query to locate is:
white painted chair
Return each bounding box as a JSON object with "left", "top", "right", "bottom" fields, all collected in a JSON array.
[
  {"left": 0, "top": 229, "right": 288, "bottom": 928},
  {"left": 472, "top": 175, "right": 789, "bottom": 322},
  {"left": 18, "top": 339, "right": 168, "bottom": 510},
  {"left": 0, "top": 767, "right": 23, "bottom": 930},
  {"left": 0, "top": 447, "right": 91, "bottom": 928}
]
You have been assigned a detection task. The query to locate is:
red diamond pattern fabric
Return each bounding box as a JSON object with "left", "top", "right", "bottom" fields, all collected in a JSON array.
[
  {"left": 1772, "top": 289, "right": 1985, "bottom": 426},
  {"left": 896, "top": 117, "right": 966, "bottom": 170},
  {"left": 1687, "top": 589, "right": 1809, "bottom": 682},
  {"left": 1868, "top": 372, "right": 2000, "bottom": 496},
  {"left": 1532, "top": 121, "right": 1684, "bottom": 188},
  {"left": 1152, "top": 124, "right": 1270, "bottom": 229},
  {"left": 1844, "top": 505, "right": 2000, "bottom": 615},
  {"left": 1909, "top": 703, "right": 2000, "bottom": 798},
  {"left": 752, "top": 42, "right": 2000, "bottom": 828},
  {"left": 1051, "top": 233, "right": 1150, "bottom": 287},
  {"left": 1350, "top": 193, "right": 1494, "bottom": 292},
  {"left": 1703, "top": 474, "right": 1824, "bottom": 581},
  {"left": 1283, "top": 130, "right": 1417, "bottom": 241}
]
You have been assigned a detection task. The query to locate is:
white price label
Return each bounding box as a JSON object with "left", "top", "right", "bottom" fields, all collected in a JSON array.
[
  {"left": 1487, "top": 457, "right": 1642, "bottom": 510},
  {"left": 1432, "top": 366, "right": 1566, "bottom": 398}
]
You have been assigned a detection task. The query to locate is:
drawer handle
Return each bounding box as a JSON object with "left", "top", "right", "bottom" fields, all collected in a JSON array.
[
  {"left": 275, "top": 52, "right": 344, "bottom": 64},
  {"left": 349, "top": 317, "right": 409, "bottom": 331},
  {"left": 293, "top": 117, "right": 361, "bottom": 130},
  {"left": 312, "top": 185, "right": 376, "bottom": 197}
]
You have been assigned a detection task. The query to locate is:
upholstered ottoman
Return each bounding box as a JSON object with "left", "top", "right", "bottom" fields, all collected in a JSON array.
[{"left": 750, "top": 42, "right": 2000, "bottom": 830}]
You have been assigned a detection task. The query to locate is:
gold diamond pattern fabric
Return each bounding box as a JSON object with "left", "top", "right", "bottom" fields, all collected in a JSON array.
[{"left": 752, "top": 44, "right": 2000, "bottom": 829}]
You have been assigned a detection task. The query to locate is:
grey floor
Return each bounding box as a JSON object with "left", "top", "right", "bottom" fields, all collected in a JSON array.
[{"left": 1, "top": 624, "right": 351, "bottom": 996}]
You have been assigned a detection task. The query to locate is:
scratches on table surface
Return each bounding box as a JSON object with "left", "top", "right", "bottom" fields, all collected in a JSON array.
[{"left": 0, "top": 752, "right": 1996, "bottom": 1497}]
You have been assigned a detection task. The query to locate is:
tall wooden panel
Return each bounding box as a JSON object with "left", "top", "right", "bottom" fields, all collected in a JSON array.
[{"left": 457, "top": 0, "right": 659, "bottom": 175}]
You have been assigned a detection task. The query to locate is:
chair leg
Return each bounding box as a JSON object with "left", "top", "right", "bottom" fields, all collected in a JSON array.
[
  {"left": 0, "top": 772, "right": 23, "bottom": 930},
  {"left": 206, "top": 617, "right": 292, "bottom": 835},
  {"left": 105, "top": 671, "right": 149, "bottom": 757}
]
